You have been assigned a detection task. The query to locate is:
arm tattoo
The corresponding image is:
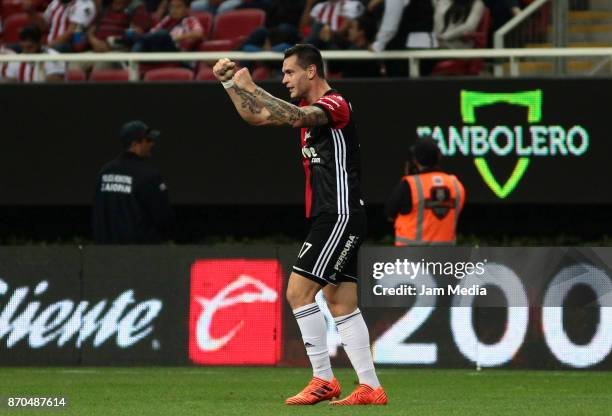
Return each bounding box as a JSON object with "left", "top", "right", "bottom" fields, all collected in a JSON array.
[
  {"left": 229, "top": 85, "right": 263, "bottom": 114},
  {"left": 300, "top": 106, "right": 329, "bottom": 126},
  {"left": 232, "top": 85, "right": 328, "bottom": 126},
  {"left": 252, "top": 87, "right": 303, "bottom": 125}
]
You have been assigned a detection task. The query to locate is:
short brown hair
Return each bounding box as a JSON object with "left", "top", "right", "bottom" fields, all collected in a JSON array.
[{"left": 283, "top": 44, "right": 325, "bottom": 78}]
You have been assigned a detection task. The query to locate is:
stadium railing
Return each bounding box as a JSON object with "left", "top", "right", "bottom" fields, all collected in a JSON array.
[
  {"left": 2, "top": 48, "right": 612, "bottom": 80},
  {"left": 494, "top": 0, "right": 571, "bottom": 76}
]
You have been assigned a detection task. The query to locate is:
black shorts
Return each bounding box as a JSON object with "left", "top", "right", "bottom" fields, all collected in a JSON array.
[{"left": 292, "top": 212, "right": 366, "bottom": 286}]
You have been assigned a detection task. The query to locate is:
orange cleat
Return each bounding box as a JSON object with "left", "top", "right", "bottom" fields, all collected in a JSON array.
[
  {"left": 330, "top": 384, "right": 388, "bottom": 406},
  {"left": 285, "top": 377, "right": 341, "bottom": 405}
]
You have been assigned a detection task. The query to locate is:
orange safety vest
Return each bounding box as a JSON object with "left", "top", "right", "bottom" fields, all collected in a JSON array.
[{"left": 394, "top": 172, "right": 465, "bottom": 246}]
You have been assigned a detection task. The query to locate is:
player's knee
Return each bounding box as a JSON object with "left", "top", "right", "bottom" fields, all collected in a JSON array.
[
  {"left": 325, "top": 291, "right": 358, "bottom": 317},
  {"left": 326, "top": 301, "right": 355, "bottom": 317},
  {"left": 326, "top": 303, "right": 342, "bottom": 317},
  {"left": 286, "top": 285, "right": 313, "bottom": 309},
  {"left": 325, "top": 295, "right": 341, "bottom": 315},
  {"left": 286, "top": 275, "right": 319, "bottom": 309}
]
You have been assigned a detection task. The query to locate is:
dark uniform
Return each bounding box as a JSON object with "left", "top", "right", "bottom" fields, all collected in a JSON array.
[
  {"left": 93, "top": 125, "right": 174, "bottom": 244},
  {"left": 293, "top": 90, "right": 366, "bottom": 286}
]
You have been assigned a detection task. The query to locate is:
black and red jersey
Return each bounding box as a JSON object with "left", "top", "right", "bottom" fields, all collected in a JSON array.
[{"left": 300, "top": 89, "right": 364, "bottom": 218}]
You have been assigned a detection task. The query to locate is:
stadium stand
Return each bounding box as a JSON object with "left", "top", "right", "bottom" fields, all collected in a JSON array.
[
  {"left": 65, "top": 66, "right": 86, "bottom": 81},
  {"left": 199, "top": 8, "right": 265, "bottom": 51},
  {"left": 190, "top": 11, "right": 213, "bottom": 40},
  {"left": 2, "top": 12, "right": 29, "bottom": 43},
  {"left": 520, "top": 0, "right": 612, "bottom": 74},
  {"left": 0, "top": 0, "right": 610, "bottom": 80},
  {"left": 431, "top": 8, "right": 492, "bottom": 76},
  {"left": 1, "top": 0, "right": 24, "bottom": 18},
  {"left": 251, "top": 64, "right": 270, "bottom": 80},
  {"left": 195, "top": 63, "right": 215, "bottom": 80},
  {"left": 143, "top": 66, "right": 193, "bottom": 80},
  {"left": 89, "top": 67, "right": 129, "bottom": 81}
]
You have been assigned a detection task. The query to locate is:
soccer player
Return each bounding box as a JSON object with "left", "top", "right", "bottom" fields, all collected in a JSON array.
[{"left": 213, "top": 44, "right": 387, "bottom": 406}]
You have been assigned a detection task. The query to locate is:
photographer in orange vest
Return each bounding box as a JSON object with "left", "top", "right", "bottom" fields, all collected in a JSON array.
[{"left": 385, "top": 136, "right": 465, "bottom": 246}]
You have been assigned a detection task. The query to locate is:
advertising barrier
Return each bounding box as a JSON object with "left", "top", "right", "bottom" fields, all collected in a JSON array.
[
  {"left": 357, "top": 247, "right": 612, "bottom": 370},
  {"left": 0, "top": 79, "right": 610, "bottom": 205},
  {"left": 0, "top": 246, "right": 610, "bottom": 370},
  {"left": 188, "top": 259, "right": 283, "bottom": 365}
]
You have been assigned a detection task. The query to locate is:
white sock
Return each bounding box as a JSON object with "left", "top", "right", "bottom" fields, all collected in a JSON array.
[
  {"left": 293, "top": 303, "right": 334, "bottom": 381},
  {"left": 335, "top": 309, "right": 380, "bottom": 388}
]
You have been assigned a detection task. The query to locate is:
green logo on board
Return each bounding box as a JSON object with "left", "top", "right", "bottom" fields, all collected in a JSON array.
[{"left": 417, "top": 90, "right": 589, "bottom": 199}]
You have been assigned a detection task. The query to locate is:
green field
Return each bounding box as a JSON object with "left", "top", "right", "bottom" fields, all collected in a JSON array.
[{"left": 1, "top": 367, "right": 611, "bottom": 415}]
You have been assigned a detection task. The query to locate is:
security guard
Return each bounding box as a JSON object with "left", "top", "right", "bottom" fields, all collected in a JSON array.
[
  {"left": 385, "top": 136, "right": 465, "bottom": 246},
  {"left": 93, "top": 120, "right": 174, "bottom": 244}
]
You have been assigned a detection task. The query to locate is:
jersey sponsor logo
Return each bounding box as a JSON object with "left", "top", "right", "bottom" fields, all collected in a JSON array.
[
  {"left": 302, "top": 146, "right": 318, "bottom": 159},
  {"left": 0, "top": 279, "right": 162, "bottom": 349},
  {"left": 302, "top": 146, "right": 323, "bottom": 164},
  {"left": 189, "top": 260, "right": 282, "bottom": 365},
  {"left": 334, "top": 235, "right": 359, "bottom": 272}
]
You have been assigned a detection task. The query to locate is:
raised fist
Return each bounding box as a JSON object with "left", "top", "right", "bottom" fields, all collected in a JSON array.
[
  {"left": 232, "top": 67, "right": 255, "bottom": 91},
  {"left": 213, "top": 58, "right": 236, "bottom": 82}
]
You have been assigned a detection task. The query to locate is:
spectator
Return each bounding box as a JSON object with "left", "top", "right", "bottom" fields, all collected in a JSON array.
[
  {"left": 371, "top": 0, "right": 435, "bottom": 76},
  {"left": 190, "top": 0, "right": 220, "bottom": 14},
  {"left": 335, "top": 15, "right": 381, "bottom": 77},
  {"left": 302, "top": 0, "right": 365, "bottom": 50},
  {"left": 0, "top": 45, "right": 17, "bottom": 80},
  {"left": 93, "top": 120, "right": 174, "bottom": 244},
  {"left": 385, "top": 136, "right": 465, "bottom": 246},
  {"left": 127, "top": 0, "right": 203, "bottom": 52},
  {"left": 434, "top": 0, "right": 485, "bottom": 49},
  {"left": 484, "top": 0, "right": 520, "bottom": 34},
  {"left": 364, "top": 0, "right": 384, "bottom": 21},
  {"left": 87, "top": 0, "right": 151, "bottom": 58},
  {"left": 241, "top": 24, "right": 299, "bottom": 53},
  {"left": 4, "top": 26, "right": 65, "bottom": 82},
  {"left": 265, "top": 0, "right": 305, "bottom": 29},
  {"left": 29, "top": 0, "right": 97, "bottom": 52},
  {"left": 191, "top": 0, "right": 270, "bottom": 14},
  {"left": 144, "top": 0, "right": 168, "bottom": 21},
  {"left": 371, "top": 0, "right": 435, "bottom": 52},
  {"left": 240, "top": 0, "right": 305, "bottom": 53}
]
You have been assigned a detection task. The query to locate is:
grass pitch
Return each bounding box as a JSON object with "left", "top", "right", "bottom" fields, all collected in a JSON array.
[{"left": 1, "top": 367, "right": 611, "bottom": 415}]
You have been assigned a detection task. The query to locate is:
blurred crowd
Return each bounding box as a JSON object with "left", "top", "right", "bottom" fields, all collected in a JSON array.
[{"left": 0, "top": 0, "right": 527, "bottom": 81}]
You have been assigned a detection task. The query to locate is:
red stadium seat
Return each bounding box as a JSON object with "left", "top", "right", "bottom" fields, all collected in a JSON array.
[
  {"left": 138, "top": 62, "right": 179, "bottom": 77},
  {"left": 195, "top": 65, "right": 215, "bottom": 80},
  {"left": 65, "top": 67, "right": 86, "bottom": 81},
  {"left": 1, "top": 0, "right": 24, "bottom": 18},
  {"left": 190, "top": 11, "right": 213, "bottom": 40},
  {"left": 431, "top": 9, "right": 491, "bottom": 76},
  {"left": 144, "top": 67, "right": 194, "bottom": 81},
  {"left": 252, "top": 65, "right": 270, "bottom": 81},
  {"left": 89, "top": 68, "right": 130, "bottom": 81},
  {"left": 212, "top": 9, "right": 265, "bottom": 40},
  {"left": 2, "top": 12, "right": 30, "bottom": 44},
  {"left": 199, "top": 9, "right": 265, "bottom": 51},
  {"left": 198, "top": 39, "right": 235, "bottom": 51}
]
